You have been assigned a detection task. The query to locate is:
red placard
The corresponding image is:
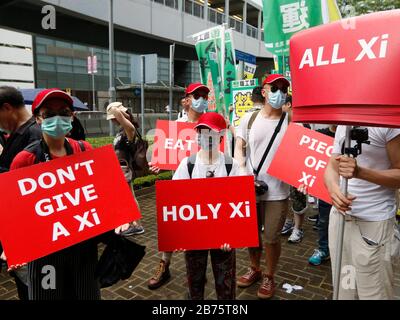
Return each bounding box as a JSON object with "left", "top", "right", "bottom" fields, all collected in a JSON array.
[
  {"left": 0, "top": 145, "right": 140, "bottom": 266},
  {"left": 151, "top": 120, "right": 224, "bottom": 171},
  {"left": 156, "top": 176, "right": 258, "bottom": 251},
  {"left": 267, "top": 124, "right": 334, "bottom": 204},
  {"left": 290, "top": 10, "right": 400, "bottom": 127}
]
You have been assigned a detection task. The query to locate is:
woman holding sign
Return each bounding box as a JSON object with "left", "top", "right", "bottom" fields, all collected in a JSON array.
[
  {"left": 173, "top": 112, "right": 241, "bottom": 300},
  {"left": 7, "top": 89, "right": 130, "bottom": 300}
]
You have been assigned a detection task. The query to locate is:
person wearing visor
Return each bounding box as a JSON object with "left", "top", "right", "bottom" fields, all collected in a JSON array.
[
  {"left": 173, "top": 112, "right": 241, "bottom": 300},
  {"left": 235, "top": 74, "right": 290, "bottom": 299},
  {"left": 148, "top": 83, "right": 210, "bottom": 290},
  {"left": 6, "top": 88, "right": 130, "bottom": 300}
]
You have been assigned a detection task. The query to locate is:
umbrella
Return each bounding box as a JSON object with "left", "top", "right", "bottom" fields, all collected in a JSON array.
[{"left": 18, "top": 88, "right": 89, "bottom": 111}]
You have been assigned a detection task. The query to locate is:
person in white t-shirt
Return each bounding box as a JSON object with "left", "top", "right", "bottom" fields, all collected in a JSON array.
[
  {"left": 234, "top": 74, "right": 290, "bottom": 299},
  {"left": 148, "top": 83, "right": 210, "bottom": 290},
  {"left": 325, "top": 125, "right": 400, "bottom": 299},
  {"left": 176, "top": 96, "right": 189, "bottom": 122},
  {"left": 174, "top": 111, "right": 240, "bottom": 300}
]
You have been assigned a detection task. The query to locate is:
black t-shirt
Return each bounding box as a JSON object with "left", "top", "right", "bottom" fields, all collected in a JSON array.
[
  {"left": 0, "top": 117, "right": 42, "bottom": 173},
  {"left": 317, "top": 127, "right": 336, "bottom": 138}
]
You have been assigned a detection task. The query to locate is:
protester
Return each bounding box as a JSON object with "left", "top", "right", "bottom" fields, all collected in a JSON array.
[
  {"left": 67, "top": 112, "right": 86, "bottom": 141},
  {"left": 176, "top": 96, "right": 189, "bottom": 122},
  {"left": 280, "top": 94, "right": 308, "bottom": 243},
  {"left": 249, "top": 86, "right": 264, "bottom": 112},
  {"left": 306, "top": 125, "right": 337, "bottom": 266},
  {"left": 148, "top": 83, "right": 210, "bottom": 290},
  {"left": 324, "top": 125, "right": 400, "bottom": 299},
  {"left": 235, "top": 74, "right": 290, "bottom": 299},
  {"left": 0, "top": 86, "right": 42, "bottom": 300},
  {"left": 173, "top": 112, "right": 240, "bottom": 300},
  {"left": 6, "top": 88, "right": 130, "bottom": 300},
  {"left": 106, "top": 102, "right": 145, "bottom": 236}
]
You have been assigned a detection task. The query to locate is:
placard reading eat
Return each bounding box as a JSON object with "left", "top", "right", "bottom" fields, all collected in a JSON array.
[
  {"left": 267, "top": 124, "right": 334, "bottom": 204},
  {"left": 156, "top": 176, "right": 258, "bottom": 251},
  {"left": 0, "top": 145, "right": 140, "bottom": 266},
  {"left": 151, "top": 120, "right": 224, "bottom": 171}
]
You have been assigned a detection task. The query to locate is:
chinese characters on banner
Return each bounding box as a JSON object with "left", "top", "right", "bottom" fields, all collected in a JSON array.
[
  {"left": 231, "top": 79, "right": 258, "bottom": 128},
  {"left": 263, "top": 0, "right": 341, "bottom": 76},
  {"left": 267, "top": 124, "right": 334, "bottom": 204},
  {"left": 156, "top": 176, "right": 259, "bottom": 251},
  {"left": 192, "top": 26, "right": 237, "bottom": 116},
  {"left": 0, "top": 145, "right": 141, "bottom": 266}
]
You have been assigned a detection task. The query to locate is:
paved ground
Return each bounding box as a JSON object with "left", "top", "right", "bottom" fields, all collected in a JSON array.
[{"left": 1, "top": 190, "right": 399, "bottom": 300}]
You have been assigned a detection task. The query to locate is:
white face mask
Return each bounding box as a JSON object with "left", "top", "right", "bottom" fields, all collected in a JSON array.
[
  {"left": 196, "top": 133, "right": 221, "bottom": 151},
  {"left": 191, "top": 97, "right": 208, "bottom": 113},
  {"left": 268, "top": 90, "right": 287, "bottom": 109}
]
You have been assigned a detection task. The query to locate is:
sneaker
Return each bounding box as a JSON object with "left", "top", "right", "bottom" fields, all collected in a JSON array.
[
  {"left": 291, "top": 190, "right": 308, "bottom": 214},
  {"left": 257, "top": 275, "right": 276, "bottom": 299},
  {"left": 281, "top": 220, "right": 294, "bottom": 235},
  {"left": 308, "top": 249, "right": 330, "bottom": 266},
  {"left": 307, "top": 214, "right": 319, "bottom": 222},
  {"left": 288, "top": 228, "right": 304, "bottom": 243},
  {"left": 148, "top": 260, "right": 171, "bottom": 290},
  {"left": 237, "top": 267, "right": 262, "bottom": 288},
  {"left": 120, "top": 225, "right": 145, "bottom": 236}
]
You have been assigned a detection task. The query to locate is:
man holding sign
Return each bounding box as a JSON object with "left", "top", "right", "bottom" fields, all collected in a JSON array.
[{"left": 5, "top": 89, "right": 131, "bottom": 300}]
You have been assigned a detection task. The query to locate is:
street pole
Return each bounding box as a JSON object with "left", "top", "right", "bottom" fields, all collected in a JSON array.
[
  {"left": 91, "top": 48, "right": 96, "bottom": 111},
  {"left": 333, "top": 125, "right": 352, "bottom": 300},
  {"left": 141, "top": 55, "right": 145, "bottom": 137},
  {"left": 108, "top": 0, "right": 115, "bottom": 136},
  {"left": 169, "top": 44, "right": 175, "bottom": 121}
]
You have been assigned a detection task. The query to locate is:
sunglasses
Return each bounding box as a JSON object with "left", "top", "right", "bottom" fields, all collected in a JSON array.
[
  {"left": 270, "top": 85, "right": 288, "bottom": 94},
  {"left": 191, "top": 91, "right": 209, "bottom": 100},
  {"left": 40, "top": 109, "right": 73, "bottom": 119}
]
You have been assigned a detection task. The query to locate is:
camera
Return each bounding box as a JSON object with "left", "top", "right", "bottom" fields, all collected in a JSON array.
[
  {"left": 255, "top": 180, "right": 269, "bottom": 196},
  {"left": 350, "top": 127, "right": 369, "bottom": 143}
]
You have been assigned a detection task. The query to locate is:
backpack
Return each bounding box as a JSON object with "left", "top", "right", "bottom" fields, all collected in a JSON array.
[
  {"left": 186, "top": 153, "right": 233, "bottom": 178},
  {"left": 25, "top": 139, "right": 85, "bottom": 164}
]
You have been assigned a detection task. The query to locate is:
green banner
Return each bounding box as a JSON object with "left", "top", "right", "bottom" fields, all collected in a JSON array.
[
  {"left": 263, "top": 0, "right": 324, "bottom": 57},
  {"left": 193, "top": 26, "right": 237, "bottom": 116}
]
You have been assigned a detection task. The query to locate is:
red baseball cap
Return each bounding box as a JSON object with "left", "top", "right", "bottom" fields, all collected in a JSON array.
[
  {"left": 32, "top": 88, "right": 74, "bottom": 114},
  {"left": 262, "top": 74, "right": 290, "bottom": 87},
  {"left": 185, "top": 83, "right": 210, "bottom": 95},
  {"left": 194, "top": 112, "right": 226, "bottom": 133}
]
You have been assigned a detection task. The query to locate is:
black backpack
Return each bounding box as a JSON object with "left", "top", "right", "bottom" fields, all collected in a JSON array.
[{"left": 186, "top": 153, "right": 233, "bottom": 178}]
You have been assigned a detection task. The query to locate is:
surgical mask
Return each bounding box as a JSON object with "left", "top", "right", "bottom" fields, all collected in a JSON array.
[
  {"left": 268, "top": 90, "right": 287, "bottom": 109},
  {"left": 41, "top": 116, "right": 72, "bottom": 138},
  {"left": 0, "top": 127, "right": 11, "bottom": 135},
  {"left": 196, "top": 133, "right": 221, "bottom": 151},
  {"left": 191, "top": 97, "right": 208, "bottom": 113}
]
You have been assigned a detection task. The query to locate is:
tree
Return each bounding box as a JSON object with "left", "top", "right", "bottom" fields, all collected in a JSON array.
[{"left": 337, "top": 0, "right": 400, "bottom": 16}]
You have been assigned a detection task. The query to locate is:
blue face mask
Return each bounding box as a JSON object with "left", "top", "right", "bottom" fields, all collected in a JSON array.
[
  {"left": 268, "top": 90, "right": 287, "bottom": 109},
  {"left": 191, "top": 97, "right": 208, "bottom": 113},
  {"left": 0, "top": 127, "right": 11, "bottom": 135},
  {"left": 41, "top": 116, "right": 72, "bottom": 138}
]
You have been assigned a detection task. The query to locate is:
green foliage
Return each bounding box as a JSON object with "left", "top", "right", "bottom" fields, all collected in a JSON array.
[
  {"left": 337, "top": 0, "right": 400, "bottom": 16},
  {"left": 86, "top": 136, "right": 114, "bottom": 149},
  {"left": 132, "top": 171, "right": 173, "bottom": 190}
]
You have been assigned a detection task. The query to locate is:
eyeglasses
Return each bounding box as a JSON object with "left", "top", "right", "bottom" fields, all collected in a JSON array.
[
  {"left": 39, "top": 109, "right": 73, "bottom": 119},
  {"left": 206, "top": 170, "right": 215, "bottom": 178}
]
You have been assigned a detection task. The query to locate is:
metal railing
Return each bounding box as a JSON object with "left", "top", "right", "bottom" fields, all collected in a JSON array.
[{"left": 151, "top": 0, "right": 260, "bottom": 40}]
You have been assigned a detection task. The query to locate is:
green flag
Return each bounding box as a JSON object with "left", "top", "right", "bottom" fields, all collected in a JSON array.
[
  {"left": 263, "top": 0, "right": 325, "bottom": 57},
  {"left": 193, "top": 26, "right": 237, "bottom": 116}
]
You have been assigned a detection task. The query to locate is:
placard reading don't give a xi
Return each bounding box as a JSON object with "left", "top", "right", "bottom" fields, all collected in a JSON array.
[{"left": 0, "top": 145, "right": 141, "bottom": 266}]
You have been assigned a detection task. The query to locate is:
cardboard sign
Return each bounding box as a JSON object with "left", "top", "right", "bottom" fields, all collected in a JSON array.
[
  {"left": 268, "top": 124, "right": 334, "bottom": 204},
  {"left": 156, "top": 176, "right": 258, "bottom": 251},
  {"left": 151, "top": 120, "right": 224, "bottom": 171},
  {"left": 290, "top": 10, "right": 400, "bottom": 127},
  {"left": 0, "top": 145, "right": 140, "bottom": 266}
]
